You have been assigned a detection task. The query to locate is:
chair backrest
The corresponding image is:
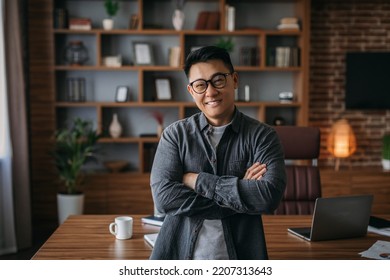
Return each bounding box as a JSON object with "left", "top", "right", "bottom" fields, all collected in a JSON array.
[{"left": 273, "top": 126, "right": 321, "bottom": 214}]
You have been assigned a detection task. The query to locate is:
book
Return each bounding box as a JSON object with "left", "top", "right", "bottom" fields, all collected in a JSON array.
[
  {"left": 53, "top": 8, "right": 68, "bottom": 29},
  {"left": 226, "top": 5, "right": 235, "bottom": 31},
  {"left": 141, "top": 215, "right": 165, "bottom": 227},
  {"left": 280, "top": 17, "right": 298, "bottom": 25},
  {"left": 168, "top": 46, "right": 181, "bottom": 67},
  {"left": 69, "top": 18, "right": 91, "bottom": 30},
  {"left": 205, "top": 11, "right": 220, "bottom": 30},
  {"left": 195, "top": 11, "right": 210, "bottom": 30},
  {"left": 277, "top": 23, "right": 300, "bottom": 31},
  {"left": 144, "top": 233, "right": 158, "bottom": 248}
]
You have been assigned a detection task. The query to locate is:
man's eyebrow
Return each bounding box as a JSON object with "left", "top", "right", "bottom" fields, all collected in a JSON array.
[{"left": 191, "top": 72, "right": 226, "bottom": 82}]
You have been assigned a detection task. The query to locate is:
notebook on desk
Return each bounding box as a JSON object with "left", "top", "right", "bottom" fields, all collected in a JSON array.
[
  {"left": 288, "top": 195, "right": 373, "bottom": 242},
  {"left": 144, "top": 233, "right": 158, "bottom": 248}
]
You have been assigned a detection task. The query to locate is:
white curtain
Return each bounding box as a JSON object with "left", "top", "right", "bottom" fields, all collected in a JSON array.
[{"left": 0, "top": 0, "right": 17, "bottom": 256}]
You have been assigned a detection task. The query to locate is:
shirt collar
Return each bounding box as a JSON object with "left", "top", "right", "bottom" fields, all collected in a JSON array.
[{"left": 199, "top": 106, "right": 241, "bottom": 133}]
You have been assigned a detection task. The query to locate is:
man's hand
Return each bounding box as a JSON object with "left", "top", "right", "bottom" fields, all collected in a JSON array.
[{"left": 244, "top": 162, "right": 267, "bottom": 180}]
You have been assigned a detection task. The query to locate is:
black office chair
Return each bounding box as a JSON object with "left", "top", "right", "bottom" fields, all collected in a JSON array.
[{"left": 273, "top": 126, "right": 322, "bottom": 215}]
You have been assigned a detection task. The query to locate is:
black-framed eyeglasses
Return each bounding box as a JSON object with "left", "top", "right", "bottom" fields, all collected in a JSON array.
[{"left": 189, "top": 72, "right": 232, "bottom": 94}]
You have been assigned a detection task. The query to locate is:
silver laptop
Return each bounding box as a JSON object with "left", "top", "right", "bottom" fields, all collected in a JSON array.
[{"left": 288, "top": 195, "right": 373, "bottom": 241}]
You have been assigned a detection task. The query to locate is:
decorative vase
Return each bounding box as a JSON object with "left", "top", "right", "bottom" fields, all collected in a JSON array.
[
  {"left": 172, "top": 9, "right": 184, "bottom": 30},
  {"left": 382, "top": 159, "right": 390, "bottom": 171},
  {"left": 157, "top": 123, "right": 163, "bottom": 138},
  {"left": 57, "top": 193, "right": 84, "bottom": 225},
  {"left": 63, "top": 40, "right": 89, "bottom": 66},
  {"left": 102, "top": 18, "right": 114, "bottom": 30},
  {"left": 109, "top": 113, "right": 122, "bottom": 138}
]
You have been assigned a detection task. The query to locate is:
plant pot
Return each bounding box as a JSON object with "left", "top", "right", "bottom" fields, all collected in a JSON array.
[
  {"left": 57, "top": 192, "right": 85, "bottom": 225},
  {"left": 102, "top": 18, "right": 114, "bottom": 30},
  {"left": 382, "top": 159, "right": 390, "bottom": 171}
]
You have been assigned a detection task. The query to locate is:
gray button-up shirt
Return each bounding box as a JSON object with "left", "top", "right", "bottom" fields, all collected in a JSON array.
[{"left": 150, "top": 108, "right": 286, "bottom": 259}]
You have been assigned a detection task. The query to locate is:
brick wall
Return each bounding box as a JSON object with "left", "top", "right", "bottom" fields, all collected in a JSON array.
[{"left": 310, "top": 0, "right": 390, "bottom": 168}]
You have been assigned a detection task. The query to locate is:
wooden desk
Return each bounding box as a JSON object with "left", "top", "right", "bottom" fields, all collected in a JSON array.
[{"left": 32, "top": 214, "right": 390, "bottom": 260}]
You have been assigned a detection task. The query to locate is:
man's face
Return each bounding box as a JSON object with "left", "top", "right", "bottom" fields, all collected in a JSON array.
[{"left": 187, "top": 59, "right": 238, "bottom": 126}]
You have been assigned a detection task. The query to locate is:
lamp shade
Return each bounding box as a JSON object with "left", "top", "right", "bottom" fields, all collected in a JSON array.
[{"left": 327, "top": 119, "right": 357, "bottom": 158}]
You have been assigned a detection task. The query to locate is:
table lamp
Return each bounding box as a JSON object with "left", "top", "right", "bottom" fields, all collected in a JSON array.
[{"left": 327, "top": 119, "right": 357, "bottom": 171}]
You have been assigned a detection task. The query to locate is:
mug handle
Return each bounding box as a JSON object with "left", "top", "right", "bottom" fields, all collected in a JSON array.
[{"left": 109, "top": 222, "right": 117, "bottom": 235}]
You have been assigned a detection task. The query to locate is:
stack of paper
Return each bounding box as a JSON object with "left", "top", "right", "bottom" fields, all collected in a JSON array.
[{"left": 360, "top": 240, "right": 390, "bottom": 259}]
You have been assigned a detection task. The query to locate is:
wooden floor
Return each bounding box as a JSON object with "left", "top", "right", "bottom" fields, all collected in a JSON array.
[
  {"left": 0, "top": 243, "right": 42, "bottom": 260},
  {"left": 0, "top": 232, "right": 50, "bottom": 260}
]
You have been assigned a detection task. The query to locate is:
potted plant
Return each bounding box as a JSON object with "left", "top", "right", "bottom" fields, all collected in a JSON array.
[
  {"left": 382, "top": 134, "right": 390, "bottom": 170},
  {"left": 215, "top": 37, "right": 234, "bottom": 52},
  {"left": 103, "top": 0, "right": 119, "bottom": 30},
  {"left": 53, "top": 118, "right": 100, "bottom": 224}
]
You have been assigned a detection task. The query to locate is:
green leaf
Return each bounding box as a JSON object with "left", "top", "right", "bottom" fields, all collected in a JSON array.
[{"left": 52, "top": 118, "right": 100, "bottom": 194}]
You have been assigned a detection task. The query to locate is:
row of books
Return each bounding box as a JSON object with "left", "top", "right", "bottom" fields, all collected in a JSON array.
[
  {"left": 240, "top": 47, "right": 260, "bottom": 66},
  {"left": 195, "top": 5, "right": 235, "bottom": 31},
  {"left": 53, "top": 8, "right": 68, "bottom": 29},
  {"left": 269, "top": 46, "right": 300, "bottom": 67}
]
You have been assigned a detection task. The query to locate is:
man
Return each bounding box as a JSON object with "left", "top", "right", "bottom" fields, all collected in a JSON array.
[{"left": 150, "top": 46, "right": 286, "bottom": 259}]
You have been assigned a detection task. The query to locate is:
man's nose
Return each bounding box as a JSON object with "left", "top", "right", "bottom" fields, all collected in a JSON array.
[{"left": 205, "top": 82, "right": 218, "bottom": 96}]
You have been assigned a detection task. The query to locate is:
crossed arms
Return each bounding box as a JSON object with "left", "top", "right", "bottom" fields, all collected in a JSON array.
[{"left": 150, "top": 125, "right": 286, "bottom": 219}]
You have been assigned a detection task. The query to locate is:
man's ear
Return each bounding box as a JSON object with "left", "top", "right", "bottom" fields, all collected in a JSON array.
[
  {"left": 187, "top": 84, "right": 195, "bottom": 99},
  {"left": 233, "top": 72, "right": 239, "bottom": 89}
]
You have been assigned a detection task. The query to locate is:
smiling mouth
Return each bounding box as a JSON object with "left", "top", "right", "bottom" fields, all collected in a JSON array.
[{"left": 205, "top": 99, "right": 222, "bottom": 105}]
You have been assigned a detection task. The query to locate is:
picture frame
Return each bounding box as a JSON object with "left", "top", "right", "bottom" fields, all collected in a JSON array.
[
  {"left": 155, "top": 78, "right": 172, "bottom": 101},
  {"left": 115, "top": 86, "right": 129, "bottom": 102},
  {"left": 133, "top": 42, "right": 154, "bottom": 65}
]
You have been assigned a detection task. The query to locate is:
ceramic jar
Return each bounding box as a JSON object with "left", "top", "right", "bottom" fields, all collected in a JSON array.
[
  {"left": 109, "top": 113, "right": 122, "bottom": 138},
  {"left": 63, "top": 40, "right": 89, "bottom": 65},
  {"left": 172, "top": 9, "right": 184, "bottom": 30}
]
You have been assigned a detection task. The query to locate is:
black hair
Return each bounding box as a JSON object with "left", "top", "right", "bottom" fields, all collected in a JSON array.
[{"left": 183, "top": 46, "right": 235, "bottom": 78}]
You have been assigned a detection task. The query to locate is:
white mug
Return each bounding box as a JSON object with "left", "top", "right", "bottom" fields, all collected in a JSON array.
[{"left": 109, "top": 216, "right": 133, "bottom": 240}]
